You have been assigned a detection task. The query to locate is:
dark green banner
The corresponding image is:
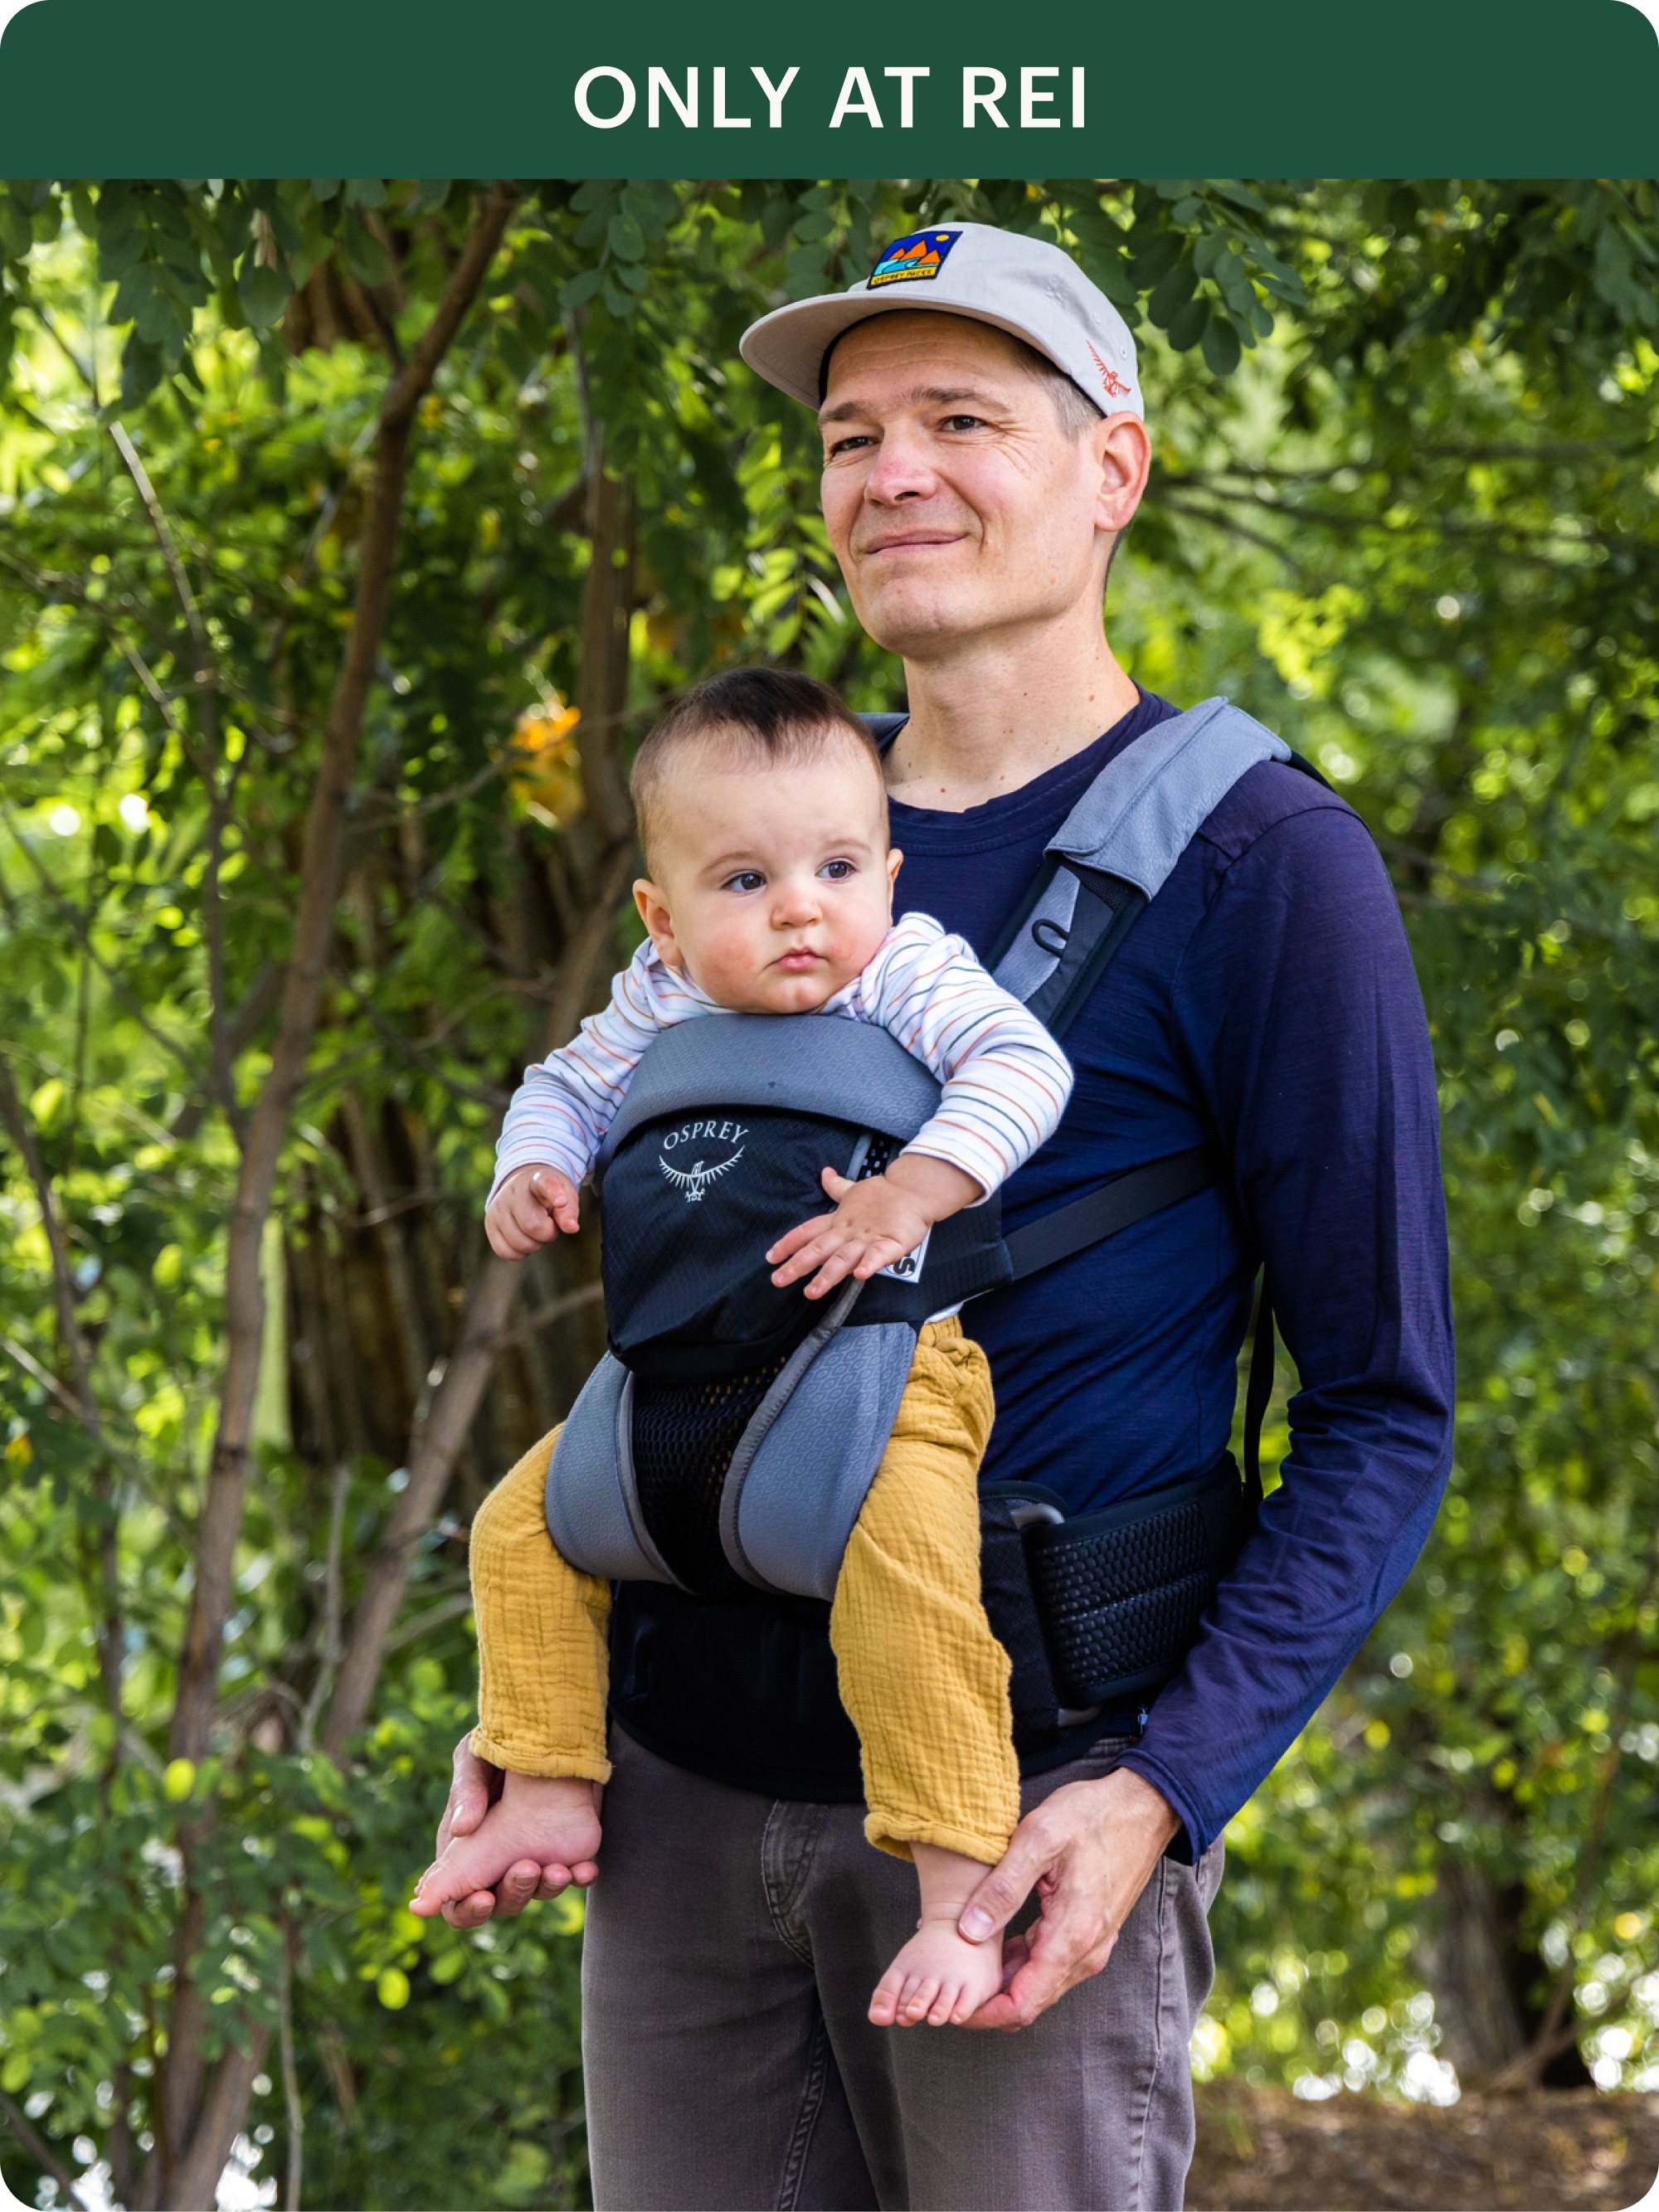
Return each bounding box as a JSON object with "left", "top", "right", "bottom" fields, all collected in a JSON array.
[{"left": 2, "top": 0, "right": 1656, "bottom": 173}]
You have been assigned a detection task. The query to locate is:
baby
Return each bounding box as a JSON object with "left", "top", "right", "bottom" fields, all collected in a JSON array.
[{"left": 411, "top": 668, "right": 1073, "bottom": 2029}]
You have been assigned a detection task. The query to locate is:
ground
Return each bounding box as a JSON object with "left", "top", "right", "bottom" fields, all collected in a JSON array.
[{"left": 1188, "top": 2085, "right": 1659, "bottom": 2211}]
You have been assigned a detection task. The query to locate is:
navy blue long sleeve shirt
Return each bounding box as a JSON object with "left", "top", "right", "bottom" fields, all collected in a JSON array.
[{"left": 608, "top": 692, "right": 1455, "bottom": 1858}]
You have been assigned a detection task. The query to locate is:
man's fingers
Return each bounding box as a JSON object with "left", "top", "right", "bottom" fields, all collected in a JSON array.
[
  {"left": 443, "top": 1740, "right": 493, "bottom": 1843},
  {"left": 974, "top": 1898, "right": 1113, "bottom": 2030},
  {"left": 490, "top": 1860, "right": 544, "bottom": 1919},
  {"left": 958, "top": 1831, "right": 1049, "bottom": 1942},
  {"left": 440, "top": 1889, "right": 499, "bottom": 1930}
]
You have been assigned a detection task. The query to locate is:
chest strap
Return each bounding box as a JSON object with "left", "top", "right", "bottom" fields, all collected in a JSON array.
[{"left": 1002, "top": 1143, "right": 1223, "bottom": 1283}]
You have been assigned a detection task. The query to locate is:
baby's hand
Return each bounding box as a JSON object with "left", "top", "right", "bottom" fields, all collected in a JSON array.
[
  {"left": 485, "top": 1164, "right": 580, "bottom": 1259},
  {"left": 766, "top": 1152, "right": 981, "bottom": 1301}
]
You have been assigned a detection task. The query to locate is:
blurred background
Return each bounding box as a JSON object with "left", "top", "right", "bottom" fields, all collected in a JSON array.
[{"left": 0, "top": 177, "right": 1656, "bottom": 2211}]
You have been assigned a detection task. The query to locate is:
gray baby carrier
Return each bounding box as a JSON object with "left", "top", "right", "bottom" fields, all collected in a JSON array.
[{"left": 547, "top": 699, "right": 1300, "bottom": 1740}]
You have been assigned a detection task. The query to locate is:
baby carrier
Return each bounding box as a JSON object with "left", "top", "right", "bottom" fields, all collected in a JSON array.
[{"left": 547, "top": 698, "right": 1304, "bottom": 1747}]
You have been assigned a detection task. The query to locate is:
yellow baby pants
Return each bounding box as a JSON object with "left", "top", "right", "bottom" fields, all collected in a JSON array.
[{"left": 468, "top": 1316, "right": 1019, "bottom": 1864}]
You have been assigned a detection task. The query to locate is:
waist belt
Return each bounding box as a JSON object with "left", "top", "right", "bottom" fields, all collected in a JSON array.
[{"left": 979, "top": 1454, "right": 1250, "bottom": 1754}]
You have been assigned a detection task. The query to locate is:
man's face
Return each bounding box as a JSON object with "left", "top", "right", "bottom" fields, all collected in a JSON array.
[{"left": 817, "top": 313, "right": 1148, "bottom": 663}]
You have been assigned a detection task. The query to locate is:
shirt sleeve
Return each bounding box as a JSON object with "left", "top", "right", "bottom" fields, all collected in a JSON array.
[
  {"left": 490, "top": 942, "right": 693, "bottom": 1201},
  {"left": 850, "top": 915, "right": 1075, "bottom": 1198},
  {"left": 1116, "top": 803, "right": 1455, "bottom": 1861}
]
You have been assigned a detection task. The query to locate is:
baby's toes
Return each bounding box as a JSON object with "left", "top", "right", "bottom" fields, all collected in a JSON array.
[{"left": 900, "top": 1976, "right": 939, "bottom": 2025}]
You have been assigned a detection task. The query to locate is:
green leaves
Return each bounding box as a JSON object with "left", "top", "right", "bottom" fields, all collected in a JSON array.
[{"left": 2, "top": 178, "right": 1659, "bottom": 2203}]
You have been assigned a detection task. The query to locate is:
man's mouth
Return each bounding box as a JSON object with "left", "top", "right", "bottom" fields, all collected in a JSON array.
[{"left": 858, "top": 529, "right": 965, "bottom": 557}]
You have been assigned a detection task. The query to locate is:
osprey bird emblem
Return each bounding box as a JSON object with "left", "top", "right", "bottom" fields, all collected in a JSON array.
[{"left": 659, "top": 1147, "right": 744, "bottom": 1202}]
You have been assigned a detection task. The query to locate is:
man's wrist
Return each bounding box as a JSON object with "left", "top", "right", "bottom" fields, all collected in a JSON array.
[
  {"left": 1080, "top": 1765, "right": 1182, "bottom": 1907},
  {"left": 1101, "top": 1762, "right": 1180, "bottom": 1853}
]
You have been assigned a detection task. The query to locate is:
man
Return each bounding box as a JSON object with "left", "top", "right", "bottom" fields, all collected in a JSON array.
[{"left": 436, "top": 221, "right": 1454, "bottom": 2209}]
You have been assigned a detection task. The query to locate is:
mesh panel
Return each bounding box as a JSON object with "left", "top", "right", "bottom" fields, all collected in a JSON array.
[
  {"left": 631, "top": 1357, "right": 786, "bottom": 1598},
  {"left": 1027, "top": 1499, "right": 1215, "bottom": 1702}
]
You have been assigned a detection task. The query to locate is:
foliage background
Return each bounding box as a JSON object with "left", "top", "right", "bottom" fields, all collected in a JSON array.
[{"left": 0, "top": 177, "right": 1657, "bottom": 2210}]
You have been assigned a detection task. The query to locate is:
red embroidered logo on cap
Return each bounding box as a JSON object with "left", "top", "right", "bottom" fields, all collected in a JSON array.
[{"left": 1088, "top": 343, "right": 1131, "bottom": 399}]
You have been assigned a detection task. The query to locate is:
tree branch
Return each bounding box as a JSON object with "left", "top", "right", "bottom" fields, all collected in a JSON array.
[
  {"left": 111, "top": 421, "right": 242, "bottom": 1138},
  {"left": 0, "top": 2085, "right": 92, "bottom": 2210}
]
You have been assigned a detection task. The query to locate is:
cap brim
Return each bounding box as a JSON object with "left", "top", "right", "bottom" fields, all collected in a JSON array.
[{"left": 740, "top": 289, "right": 1091, "bottom": 412}]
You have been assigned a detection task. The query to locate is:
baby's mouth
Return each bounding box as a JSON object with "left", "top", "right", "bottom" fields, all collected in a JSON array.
[{"left": 774, "top": 949, "right": 824, "bottom": 973}]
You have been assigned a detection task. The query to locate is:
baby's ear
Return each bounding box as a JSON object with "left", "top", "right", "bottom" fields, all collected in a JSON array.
[
  {"left": 887, "top": 846, "right": 903, "bottom": 891},
  {"left": 634, "top": 878, "right": 681, "bottom": 965}
]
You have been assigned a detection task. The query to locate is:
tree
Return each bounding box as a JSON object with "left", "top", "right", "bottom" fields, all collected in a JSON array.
[{"left": 0, "top": 178, "right": 1656, "bottom": 2209}]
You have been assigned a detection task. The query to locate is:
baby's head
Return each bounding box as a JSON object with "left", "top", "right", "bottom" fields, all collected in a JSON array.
[{"left": 630, "top": 668, "right": 900, "bottom": 1016}]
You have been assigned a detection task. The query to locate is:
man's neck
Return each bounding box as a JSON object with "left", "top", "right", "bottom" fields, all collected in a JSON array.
[{"left": 884, "top": 607, "right": 1140, "bottom": 814}]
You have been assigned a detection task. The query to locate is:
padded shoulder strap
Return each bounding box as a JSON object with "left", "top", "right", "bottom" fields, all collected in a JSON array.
[{"left": 992, "top": 698, "right": 1290, "bottom": 1021}]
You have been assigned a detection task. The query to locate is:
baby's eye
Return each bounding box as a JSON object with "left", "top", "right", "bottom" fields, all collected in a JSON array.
[
  {"left": 722, "top": 870, "right": 766, "bottom": 893},
  {"left": 819, "top": 858, "right": 856, "bottom": 882}
]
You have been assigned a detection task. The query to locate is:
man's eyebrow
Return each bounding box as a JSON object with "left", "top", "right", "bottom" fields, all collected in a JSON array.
[{"left": 819, "top": 385, "right": 1002, "bottom": 425}]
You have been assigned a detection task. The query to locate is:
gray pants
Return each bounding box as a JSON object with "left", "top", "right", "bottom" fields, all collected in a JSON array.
[{"left": 581, "top": 1727, "right": 1224, "bottom": 2212}]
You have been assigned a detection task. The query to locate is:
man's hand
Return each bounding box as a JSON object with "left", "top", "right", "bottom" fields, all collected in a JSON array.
[
  {"left": 485, "top": 1164, "right": 580, "bottom": 1260},
  {"left": 955, "top": 1766, "right": 1180, "bottom": 2031},
  {"left": 431, "top": 1734, "right": 592, "bottom": 1928},
  {"left": 766, "top": 1153, "right": 981, "bottom": 1300}
]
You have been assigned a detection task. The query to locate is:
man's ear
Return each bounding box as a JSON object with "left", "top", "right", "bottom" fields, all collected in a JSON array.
[
  {"left": 1091, "top": 411, "right": 1151, "bottom": 539},
  {"left": 634, "top": 878, "right": 683, "bottom": 969}
]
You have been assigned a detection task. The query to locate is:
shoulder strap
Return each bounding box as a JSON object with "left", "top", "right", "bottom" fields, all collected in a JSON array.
[
  {"left": 862, "top": 711, "right": 909, "bottom": 751},
  {"left": 990, "top": 698, "right": 1290, "bottom": 1038},
  {"left": 863, "top": 702, "right": 1302, "bottom": 1386}
]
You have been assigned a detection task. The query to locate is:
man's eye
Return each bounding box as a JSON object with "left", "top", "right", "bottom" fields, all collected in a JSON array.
[
  {"left": 827, "top": 433, "right": 875, "bottom": 457},
  {"left": 722, "top": 871, "right": 765, "bottom": 893},
  {"left": 941, "top": 414, "right": 985, "bottom": 432},
  {"left": 819, "top": 858, "right": 855, "bottom": 882}
]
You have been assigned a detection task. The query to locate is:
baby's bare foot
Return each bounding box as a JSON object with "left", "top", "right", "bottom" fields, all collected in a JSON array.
[
  {"left": 868, "top": 1915, "right": 1005, "bottom": 2028},
  {"left": 410, "top": 1772, "right": 601, "bottom": 1918}
]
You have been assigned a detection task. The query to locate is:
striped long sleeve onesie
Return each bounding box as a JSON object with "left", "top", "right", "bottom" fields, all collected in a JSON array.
[{"left": 471, "top": 912, "right": 1073, "bottom": 1863}]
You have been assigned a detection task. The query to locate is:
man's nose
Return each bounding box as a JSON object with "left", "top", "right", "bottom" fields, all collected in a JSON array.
[{"left": 862, "top": 423, "right": 937, "bottom": 505}]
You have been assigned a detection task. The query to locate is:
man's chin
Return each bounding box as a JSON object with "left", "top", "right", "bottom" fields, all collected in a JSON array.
[{"left": 854, "top": 578, "right": 987, "bottom": 657}]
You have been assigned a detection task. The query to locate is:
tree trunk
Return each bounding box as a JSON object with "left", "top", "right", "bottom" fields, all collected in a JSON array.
[
  {"left": 170, "top": 181, "right": 518, "bottom": 1768},
  {"left": 1418, "top": 1862, "right": 1530, "bottom": 2079},
  {"left": 147, "top": 182, "right": 519, "bottom": 2212}
]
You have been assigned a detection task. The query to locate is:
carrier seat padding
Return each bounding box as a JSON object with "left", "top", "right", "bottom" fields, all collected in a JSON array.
[{"left": 546, "top": 1319, "right": 918, "bottom": 1601}]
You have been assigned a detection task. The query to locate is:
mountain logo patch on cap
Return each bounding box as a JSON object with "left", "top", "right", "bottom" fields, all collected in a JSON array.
[{"left": 868, "top": 229, "right": 961, "bottom": 289}]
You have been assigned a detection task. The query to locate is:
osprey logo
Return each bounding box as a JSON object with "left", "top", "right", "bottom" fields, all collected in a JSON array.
[{"left": 658, "top": 1117, "right": 747, "bottom": 1203}]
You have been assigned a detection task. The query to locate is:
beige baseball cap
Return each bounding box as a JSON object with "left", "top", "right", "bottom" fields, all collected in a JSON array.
[{"left": 740, "top": 220, "right": 1143, "bottom": 420}]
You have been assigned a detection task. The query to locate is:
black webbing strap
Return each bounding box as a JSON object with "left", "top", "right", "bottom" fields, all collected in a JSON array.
[
  {"left": 1003, "top": 1142, "right": 1223, "bottom": 1282},
  {"left": 1241, "top": 1277, "right": 1275, "bottom": 1510}
]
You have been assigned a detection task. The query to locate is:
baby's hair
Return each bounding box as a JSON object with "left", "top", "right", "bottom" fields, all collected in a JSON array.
[{"left": 631, "top": 668, "right": 888, "bottom": 874}]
